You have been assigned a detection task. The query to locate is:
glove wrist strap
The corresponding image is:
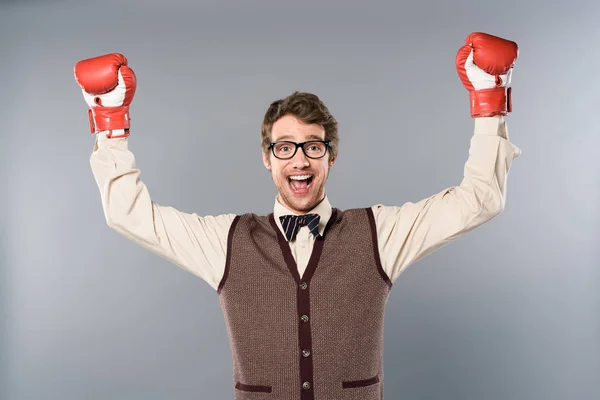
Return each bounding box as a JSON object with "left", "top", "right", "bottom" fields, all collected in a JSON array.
[
  {"left": 88, "top": 106, "right": 131, "bottom": 137},
  {"left": 469, "top": 87, "right": 512, "bottom": 118}
]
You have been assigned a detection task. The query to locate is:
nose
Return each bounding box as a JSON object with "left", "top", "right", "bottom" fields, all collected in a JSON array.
[{"left": 290, "top": 147, "right": 310, "bottom": 168}]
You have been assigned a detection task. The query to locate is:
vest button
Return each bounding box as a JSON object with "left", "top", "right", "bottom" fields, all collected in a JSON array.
[
  {"left": 299, "top": 282, "right": 308, "bottom": 290},
  {"left": 300, "top": 314, "right": 309, "bottom": 323},
  {"left": 302, "top": 349, "right": 311, "bottom": 357},
  {"left": 302, "top": 381, "right": 311, "bottom": 390}
]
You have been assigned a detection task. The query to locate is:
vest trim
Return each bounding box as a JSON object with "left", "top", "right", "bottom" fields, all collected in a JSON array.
[
  {"left": 234, "top": 382, "right": 273, "bottom": 393},
  {"left": 365, "top": 207, "right": 393, "bottom": 288},
  {"left": 217, "top": 214, "right": 241, "bottom": 295},
  {"left": 267, "top": 207, "right": 339, "bottom": 400},
  {"left": 342, "top": 374, "right": 380, "bottom": 388},
  {"left": 267, "top": 208, "right": 339, "bottom": 284}
]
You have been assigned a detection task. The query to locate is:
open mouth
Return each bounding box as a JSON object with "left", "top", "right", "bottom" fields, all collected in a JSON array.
[{"left": 288, "top": 175, "right": 313, "bottom": 193}]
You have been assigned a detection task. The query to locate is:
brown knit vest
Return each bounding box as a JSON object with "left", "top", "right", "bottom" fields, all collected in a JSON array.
[{"left": 217, "top": 207, "right": 392, "bottom": 399}]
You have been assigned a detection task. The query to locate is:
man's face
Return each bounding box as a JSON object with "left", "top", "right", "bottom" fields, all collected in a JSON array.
[{"left": 262, "top": 114, "right": 336, "bottom": 214}]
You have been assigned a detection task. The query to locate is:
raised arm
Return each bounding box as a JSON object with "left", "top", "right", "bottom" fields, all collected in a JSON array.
[
  {"left": 373, "top": 32, "right": 522, "bottom": 284},
  {"left": 75, "top": 54, "right": 234, "bottom": 290}
]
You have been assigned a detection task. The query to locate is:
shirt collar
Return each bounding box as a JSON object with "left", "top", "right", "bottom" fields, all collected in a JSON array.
[{"left": 273, "top": 194, "right": 332, "bottom": 237}]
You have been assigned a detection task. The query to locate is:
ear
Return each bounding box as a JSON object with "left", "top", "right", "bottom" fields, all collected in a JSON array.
[
  {"left": 329, "top": 155, "right": 337, "bottom": 168},
  {"left": 262, "top": 151, "right": 271, "bottom": 171}
]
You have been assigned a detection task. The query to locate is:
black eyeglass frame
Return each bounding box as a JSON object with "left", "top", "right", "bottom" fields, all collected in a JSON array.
[{"left": 268, "top": 140, "right": 331, "bottom": 160}]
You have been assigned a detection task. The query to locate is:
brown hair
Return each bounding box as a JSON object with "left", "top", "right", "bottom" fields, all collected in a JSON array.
[{"left": 260, "top": 91, "right": 339, "bottom": 161}]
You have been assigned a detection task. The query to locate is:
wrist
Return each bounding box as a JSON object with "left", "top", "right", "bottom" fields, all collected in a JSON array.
[{"left": 474, "top": 115, "right": 507, "bottom": 137}]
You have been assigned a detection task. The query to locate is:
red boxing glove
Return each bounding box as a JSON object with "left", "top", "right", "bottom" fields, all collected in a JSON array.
[
  {"left": 74, "top": 53, "right": 137, "bottom": 137},
  {"left": 456, "top": 32, "right": 518, "bottom": 117}
]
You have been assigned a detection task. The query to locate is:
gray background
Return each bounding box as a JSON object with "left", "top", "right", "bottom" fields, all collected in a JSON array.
[{"left": 1, "top": 0, "right": 598, "bottom": 399}]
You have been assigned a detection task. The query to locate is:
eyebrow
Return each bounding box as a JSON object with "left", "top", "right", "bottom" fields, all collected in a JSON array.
[{"left": 274, "top": 134, "right": 324, "bottom": 141}]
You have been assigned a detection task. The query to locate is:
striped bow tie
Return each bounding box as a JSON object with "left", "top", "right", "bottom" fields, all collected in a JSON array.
[{"left": 279, "top": 213, "right": 321, "bottom": 242}]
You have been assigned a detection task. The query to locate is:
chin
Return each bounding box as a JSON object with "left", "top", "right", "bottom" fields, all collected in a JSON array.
[
  {"left": 292, "top": 200, "right": 314, "bottom": 211},
  {"left": 279, "top": 190, "right": 320, "bottom": 213},
  {"left": 294, "top": 194, "right": 323, "bottom": 211}
]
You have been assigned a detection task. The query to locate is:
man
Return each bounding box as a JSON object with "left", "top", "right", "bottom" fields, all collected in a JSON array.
[{"left": 75, "top": 32, "right": 521, "bottom": 400}]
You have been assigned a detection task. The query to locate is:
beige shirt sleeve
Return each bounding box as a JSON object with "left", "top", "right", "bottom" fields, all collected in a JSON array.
[
  {"left": 372, "top": 116, "right": 522, "bottom": 284},
  {"left": 89, "top": 133, "right": 236, "bottom": 291}
]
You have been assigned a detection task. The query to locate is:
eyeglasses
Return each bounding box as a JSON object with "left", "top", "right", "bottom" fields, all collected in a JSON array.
[{"left": 268, "top": 140, "right": 330, "bottom": 160}]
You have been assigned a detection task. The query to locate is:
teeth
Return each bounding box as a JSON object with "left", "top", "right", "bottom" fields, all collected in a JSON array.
[{"left": 289, "top": 175, "right": 312, "bottom": 180}]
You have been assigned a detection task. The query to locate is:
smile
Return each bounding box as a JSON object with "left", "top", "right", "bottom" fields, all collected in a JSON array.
[{"left": 288, "top": 175, "right": 313, "bottom": 192}]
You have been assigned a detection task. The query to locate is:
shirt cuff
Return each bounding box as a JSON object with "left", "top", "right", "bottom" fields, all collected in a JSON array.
[{"left": 474, "top": 116, "right": 507, "bottom": 138}]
